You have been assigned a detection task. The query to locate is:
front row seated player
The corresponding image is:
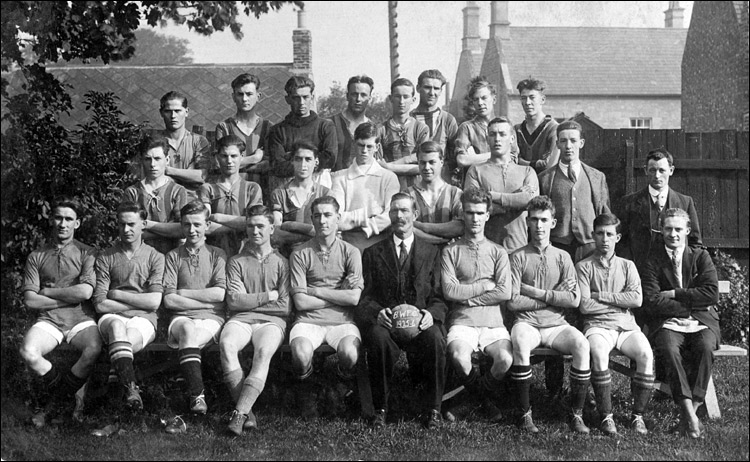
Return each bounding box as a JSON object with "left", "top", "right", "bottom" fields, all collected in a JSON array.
[
  {"left": 288, "top": 196, "right": 363, "bottom": 415},
  {"left": 221, "top": 204, "right": 291, "bottom": 435},
  {"left": 94, "top": 201, "right": 165, "bottom": 411},
  {"left": 576, "top": 213, "right": 654, "bottom": 435},
  {"left": 161, "top": 201, "right": 228, "bottom": 434},
  {"left": 20, "top": 196, "right": 102, "bottom": 427},
  {"left": 507, "top": 195, "right": 591, "bottom": 434}
]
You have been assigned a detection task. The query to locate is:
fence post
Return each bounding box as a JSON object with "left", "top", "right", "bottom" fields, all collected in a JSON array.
[{"left": 625, "top": 139, "right": 635, "bottom": 194}]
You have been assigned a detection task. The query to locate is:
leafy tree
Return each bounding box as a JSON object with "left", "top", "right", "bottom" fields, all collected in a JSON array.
[{"left": 316, "top": 82, "right": 391, "bottom": 124}]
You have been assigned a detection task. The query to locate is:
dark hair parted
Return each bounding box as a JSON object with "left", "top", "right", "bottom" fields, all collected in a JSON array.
[
  {"left": 245, "top": 204, "right": 275, "bottom": 224},
  {"left": 159, "top": 91, "right": 188, "bottom": 109},
  {"left": 285, "top": 75, "right": 315, "bottom": 95},
  {"left": 556, "top": 120, "right": 583, "bottom": 137},
  {"left": 291, "top": 140, "right": 319, "bottom": 158},
  {"left": 51, "top": 196, "right": 83, "bottom": 218},
  {"left": 116, "top": 201, "right": 147, "bottom": 220},
  {"left": 646, "top": 147, "right": 674, "bottom": 167},
  {"left": 347, "top": 75, "right": 374, "bottom": 93},
  {"left": 217, "top": 134, "right": 246, "bottom": 153},
  {"left": 180, "top": 200, "right": 210, "bottom": 220},
  {"left": 310, "top": 195, "right": 340, "bottom": 214},
  {"left": 391, "top": 77, "right": 415, "bottom": 95},
  {"left": 417, "top": 140, "right": 444, "bottom": 160},
  {"left": 139, "top": 135, "right": 170, "bottom": 156},
  {"left": 516, "top": 77, "right": 546, "bottom": 94},
  {"left": 593, "top": 212, "right": 621, "bottom": 233},
  {"left": 231, "top": 73, "right": 261, "bottom": 91},
  {"left": 417, "top": 69, "right": 447, "bottom": 87},
  {"left": 353, "top": 122, "right": 380, "bottom": 142}
]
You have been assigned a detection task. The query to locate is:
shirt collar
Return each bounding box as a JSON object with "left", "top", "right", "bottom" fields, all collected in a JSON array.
[
  {"left": 558, "top": 160, "right": 581, "bottom": 178},
  {"left": 666, "top": 245, "right": 684, "bottom": 262},
  {"left": 347, "top": 160, "right": 384, "bottom": 179},
  {"left": 393, "top": 233, "right": 414, "bottom": 252},
  {"left": 648, "top": 185, "right": 669, "bottom": 201}
]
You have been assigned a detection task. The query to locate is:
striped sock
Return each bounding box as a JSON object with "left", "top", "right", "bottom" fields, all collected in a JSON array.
[
  {"left": 109, "top": 341, "right": 135, "bottom": 385},
  {"left": 223, "top": 369, "right": 244, "bottom": 404},
  {"left": 569, "top": 367, "right": 591, "bottom": 413},
  {"left": 632, "top": 372, "right": 655, "bottom": 416},
  {"left": 179, "top": 348, "right": 203, "bottom": 397},
  {"left": 592, "top": 369, "right": 612, "bottom": 416},
  {"left": 510, "top": 365, "right": 533, "bottom": 412},
  {"left": 236, "top": 377, "right": 265, "bottom": 415}
]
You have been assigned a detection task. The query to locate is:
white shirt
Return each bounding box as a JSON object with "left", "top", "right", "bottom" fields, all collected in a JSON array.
[
  {"left": 662, "top": 244, "right": 707, "bottom": 334},
  {"left": 648, "top": 185, "right": 669, "bottom": 210},
  {"left": 393, "top": 233, "right": 414, "bottom": 259},
  {"left": 559, "top": 160, "right": 581, "bottom": 181}
]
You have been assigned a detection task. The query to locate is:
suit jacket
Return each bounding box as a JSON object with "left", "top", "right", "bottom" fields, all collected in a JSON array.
[
  {"left": 355, "top": 235, "right": 447, "bottom": 331},
  {"left": 617, "top": 187, "right": 703, "bottom": 267},
  {"left": 538, "top": 162, "right": 610, "bottom": 242},
  {"left": 641, "top": 245, "right": 720, "bottom": 347}
]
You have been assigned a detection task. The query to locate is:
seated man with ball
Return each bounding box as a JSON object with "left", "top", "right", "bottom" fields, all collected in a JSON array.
[
  {"left": 440, "top": 187, "right": 513, "bottom": 422},
  {"left": 356, "top": 192, "right": 448, "bottom": 430}
]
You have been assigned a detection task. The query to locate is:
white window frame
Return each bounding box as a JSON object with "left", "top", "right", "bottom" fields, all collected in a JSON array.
[{"left": 630, "top": 118, "right": 652, "bottom": 129}]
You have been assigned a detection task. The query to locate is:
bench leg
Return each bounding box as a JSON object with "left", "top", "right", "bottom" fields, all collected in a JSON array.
[
  {"left": 356, "top": 352, "right": 374, "bottom": 420},
  {"left": 703, "top": 375, "right": 721, "bottom": 419}
]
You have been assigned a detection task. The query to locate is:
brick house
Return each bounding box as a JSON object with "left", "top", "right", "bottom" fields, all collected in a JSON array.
[
  {"left": 450, "top": 1, "right": 687, "bottom": 129},
  {"left": 682, "top": 1, "right": 749, "bottom": 132}
]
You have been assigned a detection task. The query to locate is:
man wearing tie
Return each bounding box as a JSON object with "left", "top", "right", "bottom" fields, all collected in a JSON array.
[
  {"left": 617, "top": 148, "right": 702, "bottom": 269},
  {"left": 641, "top": 208, "right": 719, "bottom": 439}
]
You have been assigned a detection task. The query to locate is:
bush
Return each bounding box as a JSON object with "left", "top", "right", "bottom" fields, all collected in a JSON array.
[{"left": 711, "top": 249, "right": 749, "bottom": 348}]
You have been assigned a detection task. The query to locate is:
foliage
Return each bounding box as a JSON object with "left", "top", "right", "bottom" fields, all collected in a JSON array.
[
  {"left": 1, "top": 91, "right": 144, "bottom": 333},
  {"left": 711, "top": 249, "right": 749, "bottom": 348},
  {"left": 57, "top": 29, "right": 194, "bottom": 66},
  {"left": 316, "top": 82, "right": 392, "bottom": 124}
]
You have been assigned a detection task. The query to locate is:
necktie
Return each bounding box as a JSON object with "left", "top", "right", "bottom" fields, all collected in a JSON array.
[
  {"left": 398, "top": 241, "right": 408, "bottom": 268},
  {"left": 654, "top": 194, "right": 664, "bottom": 212},
  {"left": 568, "top": 163, "right": 577, "bottom": 183},
  {"left": 671, "top": 251, "right": 682, "bottom": 288}
]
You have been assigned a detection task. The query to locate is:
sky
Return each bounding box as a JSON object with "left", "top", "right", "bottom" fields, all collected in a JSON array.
[{"left": 152, "top": 1, "right": 694, "bottom": 99}]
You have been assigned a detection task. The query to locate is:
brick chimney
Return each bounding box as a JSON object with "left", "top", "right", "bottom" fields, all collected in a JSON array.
[
  {"left": 292, "top": 9, "right": 312, "bottom": 75},
  {"left": 462, "top": 1, "right": 481, "bottom": 52},
  {"left": 489, "top": 1, "right": 510, "bottom": 41},
  {"left": 664, "top": 1, "right": 685, "bottom": 28}
]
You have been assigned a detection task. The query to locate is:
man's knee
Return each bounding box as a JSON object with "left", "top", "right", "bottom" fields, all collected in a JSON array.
[{"left": 20, "top": 342, "right": 42, "bottom": 366}]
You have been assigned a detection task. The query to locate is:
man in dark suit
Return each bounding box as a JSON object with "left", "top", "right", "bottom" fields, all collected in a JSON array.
[
  {"left": 642, "top": 208, "right": 719, "bottom": 439},
  {"left": 356, "top": 192, "right": 448, "bottom": 430},
  {"left": 618, "top": 148, "right": 702, "bottom": 269}
]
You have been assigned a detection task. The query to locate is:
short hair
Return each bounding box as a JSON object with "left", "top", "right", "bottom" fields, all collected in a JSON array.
[
  {"left": 417, "top": 69, "right": 447, "bottom": 87},
  {"left": 556, "top": 120, "right": 583, "bottom": 137},
  {"left": 231, "top": 73, "right": 261, "bottom": 91},
  {"left": 417, "top": 141, "right": 444, "bottom": 160},
  {"left": 646, "top": 148, "right": 674, "bottom": 167},
  {"left": 310, "top": 196, "right": 340, "bottom": 214},
  {"left": 291, "top": 140, "right": 319, "bottom": 158},
  {"left": 139, "top": 134, "right": 169, "bottom": 156},
  {"left": 180, "top": 200, "right": 210, "bottom": 220},
  {"left": 527, "top": 195, "right": 556, "bottom": 217},
  {"left": 353, "top": 122, "right": 380, "bottom": 142},
  {"left": 216, "top": 134, "right": 246, "bottom": 153},
  {"left": 391, "top": 77, "right": 415, "bottom": 95},
  {"left": 461, "top": 187, "right": 492, "bottom": 211},
  {"left": 51, "top": 196, "right": 82, "bottom": 218},
  {"left": 159, "top": 91, "right": 188, "bottom": 109},
  {"left": 116, "top": 201, "right": 147, "bottom": 220},
  {"left": 516, "top": 77, "right": 546, "bottom": 94},
  {"left": 593, "top": 212, "right": 621, "bottom": 233},
  {"left": 347, "top": 75, "right": 374, "bottom": 93},
  {"left": 245, "top": 204, "right": 275, "bottom": 224},
  {"left": 487, "top": 116, "right": 514, "bottom": 131},
  {"left": 468, "top": 76, "right": 496, "bottom": 99},
  {"left": 390, "top": 191, "right": 417, "bottom": 212},
  {"left": 285, "top": 75, "right": 315, "bottom": 95},
  {"left": 661, "top": 208, "right": 691, "bottom": 228}
]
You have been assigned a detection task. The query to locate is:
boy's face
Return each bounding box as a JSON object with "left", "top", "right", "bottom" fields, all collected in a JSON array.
[
  {"left": 488, "top": 122, "right": 515, "bottom": 157},
  {"left": 292, "top": 148, "right": 317, "bottom": 180},
  {"left": 50, "top": 206, "right": 80, "bottom": 242},
  {"left": 662, "top": 215, "right": 690, "bottom": 250},
  {"left": 389, "top": 197, "right": 417, "bottom": 239},
  {"left": 311, "top": 203, "right": 340, "bottom": 238},
  {"left": 232, "top": 82, "right": 259, "bottom": 113},
  {"left": 417, "top": 78, "right": 443, "bottom": 109},
  {"left": 354, "top": 136, "right": 379, "bottom": 167},
  {"left": 160, "top": 98, "right": 188, "bottom": 131},
  {"left": 142, "top": 147, "right": 168, "bottom": 180},
  {"left": 389, "top": 85, "right": 415, "bottom": 117},
  {"left": 181, "top": 213, "right": 209, "bottom": 246},
  {"left": 471, "top": 87, "right": 495, "bottom": 118},
  {"left": 216, "top": 145, "right": 242, "bottom": 176},
  {"left": 463, "top": 202, "right": 490, "bottom": 237},
  {"left": 527, "top": 209, "right": 556, "bottom": 245},
  {"left": 645, "top": 158, "right": 674, "bottom": 191},
  {"left": 117, "top": 211, "right": 145, "bottom": 245},
  {"left": 519, "top": 89, "right": 545, "bottom": 118},
  {"left": 418, "top": 150, "right": 443, "bottom": 182},
  {"left": 557, "top": 129, "right": 584, "bottom": 164},
  {"left": 245, "top": 214, "right": 273, "bottom": 247},
  {"left": 593, "top": 224, "right": 621, "bottom": 256},
  {"left": 286, "top": 86, "right": 314, "bottom": 118},
  {"left": 347, "top": 83, "right": 372, "bottom": 116}
]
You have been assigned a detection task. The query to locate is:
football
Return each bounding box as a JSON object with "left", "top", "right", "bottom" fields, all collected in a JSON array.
[{"left": 390, "top": 304, "right": 422, "bottom": 343}]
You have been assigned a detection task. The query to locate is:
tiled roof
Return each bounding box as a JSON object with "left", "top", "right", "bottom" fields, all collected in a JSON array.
[
  {"left": 499, "top": 27, "right": 687, "bottom": 96},
  {"left": 42, "top": 64, "right": 296, "bottom": 131}
]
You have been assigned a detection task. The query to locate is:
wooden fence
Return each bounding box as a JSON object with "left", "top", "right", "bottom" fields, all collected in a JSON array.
[{"left": 580, "top": 129, "right": 749, "bottom": 250}]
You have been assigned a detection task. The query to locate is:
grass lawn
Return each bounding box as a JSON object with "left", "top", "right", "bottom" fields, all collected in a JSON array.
[{"left": 1, "top": 351, "right": 748, "bottom": 461}]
